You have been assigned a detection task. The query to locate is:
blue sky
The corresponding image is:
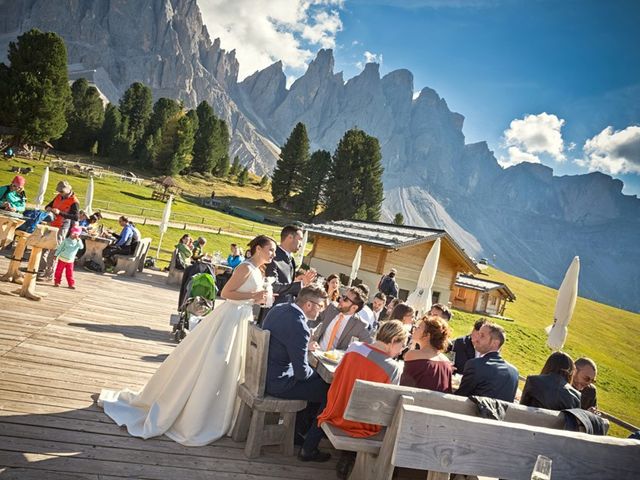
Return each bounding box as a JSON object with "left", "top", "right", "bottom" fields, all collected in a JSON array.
[
  {"left": 201, "top": 0, "right": 640, "bottom": 195},
  {"left": 333, "top": 0, "right": 640, "bottom": 194}
]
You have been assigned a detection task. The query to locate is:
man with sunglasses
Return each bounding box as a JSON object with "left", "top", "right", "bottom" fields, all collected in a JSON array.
[
  {"left": 0, "top": 175, "right": 27, "bottom": 213},
  {"left": 309, "top": 287, "right": 372, "bottom": 353}
]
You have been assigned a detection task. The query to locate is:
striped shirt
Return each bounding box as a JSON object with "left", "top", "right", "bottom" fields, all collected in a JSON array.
[{"left": 317, "top": 342, "right": 401, "bottom": 437}]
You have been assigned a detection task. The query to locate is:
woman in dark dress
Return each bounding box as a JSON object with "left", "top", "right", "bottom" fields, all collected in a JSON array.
[
  {"left": 521, "top": 351, "right": 581, "bottom": 410},
  {"left": 401, "top": 316, "right": 453, "bottom": 393}
]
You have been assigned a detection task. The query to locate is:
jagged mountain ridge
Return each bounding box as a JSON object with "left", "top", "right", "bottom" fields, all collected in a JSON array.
[
  {"left": 0, "top": 0, "right": 279, "bottom": 173},
  {"left": 1, "top": 0, "right": 638, "bottom": 311}
]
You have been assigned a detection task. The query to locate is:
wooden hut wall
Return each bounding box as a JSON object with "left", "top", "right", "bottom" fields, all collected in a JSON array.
[
  {"left": 383, "top": 240, "right": 460, "bottom": 304},
  {"left": 452, "top": 286, "right": 478, "bottom": 313},
  {"left": 311, "top": 237, "right": 384, "bottom": 272}
]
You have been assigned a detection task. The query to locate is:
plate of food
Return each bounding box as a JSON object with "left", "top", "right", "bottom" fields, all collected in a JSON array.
[{"left": 320, "top": 350, "right": 344, "bottom": 364}]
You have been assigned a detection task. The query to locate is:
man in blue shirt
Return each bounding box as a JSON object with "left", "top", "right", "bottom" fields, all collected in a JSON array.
[{"left": 102, "top": 216, "right": 140, "bottom": 270}]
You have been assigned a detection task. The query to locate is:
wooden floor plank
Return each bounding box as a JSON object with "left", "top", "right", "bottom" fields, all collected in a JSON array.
[{"left": 0, "top": 257, "right": 341, "bottom": 479}]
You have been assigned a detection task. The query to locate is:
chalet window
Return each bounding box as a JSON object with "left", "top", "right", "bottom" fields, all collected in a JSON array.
[
  {"left": 489, "top": 295, "right": 497, "bottom": 306},
  {"left": 455, "top": 288, "right": 466, "bottom": 300},
  {"left": 432, "top": 291, "right": 440, "bottom": 304}
]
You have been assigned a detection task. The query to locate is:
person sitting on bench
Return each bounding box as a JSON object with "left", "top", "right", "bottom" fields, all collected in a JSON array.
[{"left": 102, "top": 216, "right": 140, "bottom": 270}]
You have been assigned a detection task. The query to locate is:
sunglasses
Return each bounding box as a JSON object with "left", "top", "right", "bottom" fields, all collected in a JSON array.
[{"left": 340, "top": 294, "right": 355, "bottom": 304}]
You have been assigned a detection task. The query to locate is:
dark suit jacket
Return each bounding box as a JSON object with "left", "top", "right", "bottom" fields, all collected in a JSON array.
[
  {"left": 262, "top": 303, "right": 314, "bottom": 396},
  {"left": 455, "top": 351, "right": 519, "bottom": 402},
  {"left": 451, "top": 334, "right": 476, "bottom": 373},
  {"left": 520, "top": 373, "right": 581, "bottom": 411},
  {"left": 265, "top": 246, "right": 301, "bottom": 306},
  {"left": 311, "top": 304, "right": 373, "bottom": 351}
]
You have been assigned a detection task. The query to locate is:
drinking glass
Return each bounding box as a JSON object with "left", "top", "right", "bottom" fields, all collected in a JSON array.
[{"left": 530, "top": 455, "right": 552, "bottom": 480}]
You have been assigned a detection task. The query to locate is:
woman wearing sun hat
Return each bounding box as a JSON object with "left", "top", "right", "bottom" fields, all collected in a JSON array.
[{"left": 0, "top": 175, "right": 27, "bottom": 213}]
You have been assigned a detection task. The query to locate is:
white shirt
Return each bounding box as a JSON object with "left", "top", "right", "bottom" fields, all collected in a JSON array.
[
  {"left": 320, "top": 313, "right": 352, "bottom": 351},
  {"left": 359, "top": 305, "right": 375, "bottom": 329}
]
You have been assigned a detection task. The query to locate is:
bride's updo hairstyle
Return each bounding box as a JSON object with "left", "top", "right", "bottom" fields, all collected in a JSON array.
[{"left": 248, "top": 235, "right": 277, "bottom": 256}]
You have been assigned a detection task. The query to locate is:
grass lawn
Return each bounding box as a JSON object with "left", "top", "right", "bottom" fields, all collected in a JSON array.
[
  {"left": 448, "top": 266, "right": 640, "bottom": 437},
  {"left": 0, "top": 155, "right": 284, "bottom": 244}
]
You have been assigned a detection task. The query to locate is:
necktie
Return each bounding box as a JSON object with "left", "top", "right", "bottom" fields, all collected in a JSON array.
[{"left": 326, "top": 313, "right": 345, "bottom": 351}]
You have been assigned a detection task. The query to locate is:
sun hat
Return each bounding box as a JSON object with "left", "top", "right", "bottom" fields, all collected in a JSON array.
[
  {"left": 12, "top": 175, "right": 26, "bottom": 188},
  {"left": 69, "top": 226, "right": 83, "bottom": 236},
  {"left": 56, "top": 180, "right": 72, "bottom": 192}
]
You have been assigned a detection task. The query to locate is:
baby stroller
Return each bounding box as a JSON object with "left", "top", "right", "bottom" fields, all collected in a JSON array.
[{"left": 170, "top": 261, "right": 216, "bottom": 342}]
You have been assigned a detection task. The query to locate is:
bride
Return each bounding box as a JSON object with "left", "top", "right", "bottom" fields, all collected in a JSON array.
[{"left": 98, "top": 235, "right": 276, "bottom": 446}]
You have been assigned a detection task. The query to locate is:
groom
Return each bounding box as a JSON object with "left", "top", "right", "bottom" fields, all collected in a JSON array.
[
  {"left": 260, "top": 225, "right": 316, "bottom": 322},
  {"left": 262, "top": 285, "right": 331, "bottom": 462}
]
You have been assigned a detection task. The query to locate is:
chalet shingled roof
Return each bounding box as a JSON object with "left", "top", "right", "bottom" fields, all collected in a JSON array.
[
  {"left": 455, "top": 274, "right": 516, "bottom": 301},
  {"left": 305, "top": 220, "right": 480, "bottom": 273}
]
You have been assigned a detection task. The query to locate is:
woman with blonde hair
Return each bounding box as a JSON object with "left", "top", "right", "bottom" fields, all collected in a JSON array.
[
  {"left": 401, "top": 316, "right": 453, "bottom": 393},
  {"left": 298, "top": 320, "right": 408, "bottom": 473}
]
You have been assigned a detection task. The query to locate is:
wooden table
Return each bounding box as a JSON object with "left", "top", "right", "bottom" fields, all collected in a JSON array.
[
  {"left": 0, "top": 229, "right": 30, "bottom": 284},
  {"left": 0, "top": 212, "right": 25, "bottom": 249},
  {"left": 80, "top": 235, "right": 113, "bottom": 271},
  {"left": 13, "top": 224, "right": 58, "bottom": 301},
  {"left": 308, "top": 351, "right": 339, "bottom": 383}
]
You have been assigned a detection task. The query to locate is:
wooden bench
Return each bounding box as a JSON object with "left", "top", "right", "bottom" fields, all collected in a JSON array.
[
  {"left": 166, "top": 250, "right": 184, "bottom": 286},
  {"left": 230, "top": 324, "right": 307, "bottom": 458},
  {"left": 321, "top": 380, "right": 610, "bottom": 479},
  {"left": 388, "top": 398, "right": 640, "bottom": 480},
  {"left": 114, "top": 238, "right": 151, "bottom": 276}
]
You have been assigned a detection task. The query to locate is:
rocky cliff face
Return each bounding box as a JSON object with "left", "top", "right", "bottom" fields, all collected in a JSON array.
[
  {"left": 1, "top": 0, "right": 638, "bottom": 311},
  {"left": 0, "top": 0, "right": 279, "bottom": 173}
]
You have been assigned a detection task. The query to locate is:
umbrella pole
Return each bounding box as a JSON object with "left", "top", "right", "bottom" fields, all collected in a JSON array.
[{"left": 156, "top": 231, "right": 165, "bottom": 260}]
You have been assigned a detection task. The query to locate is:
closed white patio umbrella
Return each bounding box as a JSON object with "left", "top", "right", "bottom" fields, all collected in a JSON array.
[
  {"left": 546, "top": 256, "right": 580, "bottom": 351},
  {"left": 34, "top": 166, "right": 49, "bottom": 209},
  {"left": 297, "top": 230, "right": 308, "bottom": 267},
  {"left": 85, "top": 176, "right": 94, "bottom": 215},
  {"left": 405, "top": 237, "right": 441, "bottom": 317},
  {"left": 348, "top": 245, "right": 362, "bottom": 287},
  {"left": 156, "top": 195, "right": 173, "bottom": 259}
]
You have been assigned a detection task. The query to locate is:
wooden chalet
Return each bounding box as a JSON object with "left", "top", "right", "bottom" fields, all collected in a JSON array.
[
  {"left": 304, "top": 220, "right": 479, "bottom": 304},
  {"left": 452, "top": 274, "right": 516, "bottom": 316}
]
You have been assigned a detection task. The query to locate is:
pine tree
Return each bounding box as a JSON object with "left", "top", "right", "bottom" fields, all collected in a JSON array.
[
  {"left": 324, "top": 128, "right": 384, "bottom": 221},
  {"left": 155, "top": 112, "right": 195, "bottom": 175},
  {"left": 147, "top": 98, "right": 181, "bottom": 136},
  {"left": 393, "top": 212, "right": 404, "bottom": 225},
  {"left": 229, "top": 156, "right": 241, "bottom": 176},
  {"left": 271, "top": 122, "right": 310, "bottom": 205},
  {"left": 259, "top": 174, "right": 269, "bottom": 189},
  {"left": 98, "top": 103, "right": 121, "bottom": 157},
  {"left": 191, "top": 101, "right": 217, "bottom": 174},
  {"left": 237, "top": 166, "right": 249, "bottom": 186},
  {"left": 214, "top": 154, "right": 230, "bottom": 177},
  {"left": 58, "top": 78, "right": 104, "bottom": 152},
  {"left": 119, "top": 82, "right": 152, "bottom": 157},
  {"left": 212, "top": 119, "right": 230, "bottom": 175},
  {"left": 0, "top": 29, "right": 71, "bottom": 143},
  {"left": 295, "top": 149, "right": 331, "bottom": 219}
]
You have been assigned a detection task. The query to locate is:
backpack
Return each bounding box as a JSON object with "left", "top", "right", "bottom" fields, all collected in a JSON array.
[{"left": 189, "top": 272, "right": 216, "bottom": 301}]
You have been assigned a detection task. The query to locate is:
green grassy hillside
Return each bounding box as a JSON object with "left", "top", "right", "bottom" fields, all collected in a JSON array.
[
  {"left": 449, "top": 266, "right": 640, "bottom": 437},
  {"left": 1, "top": 156, "right": 284, "bottom": 262}
]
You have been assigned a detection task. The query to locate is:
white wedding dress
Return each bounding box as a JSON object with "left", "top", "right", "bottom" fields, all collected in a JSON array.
[{"left": 98, "top": 261, "right": 261, "bottom": 446}]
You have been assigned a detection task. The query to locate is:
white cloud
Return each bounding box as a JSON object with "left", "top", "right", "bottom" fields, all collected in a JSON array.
[
  {"left": 498, "top": 146, "right": 542, "bottom": 168},
  {"left": 500, "top": 112, "right": 567, "bottom": 167},
  {"left": 578, "top": 126, "right": 640, "bottom": 175},
  {"left": 198, "top": 0, "right": 344, "bottom": 80},
  {"left": 363, "top": 51, "right": 382, "bottom": 64},
  {"left": 356, "top": 51, "right": 383, "bottom": 70}
]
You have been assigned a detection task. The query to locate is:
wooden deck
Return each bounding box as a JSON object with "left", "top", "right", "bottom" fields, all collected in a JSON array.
[{"left": 0, "top": 257, "right": 339, "bottom": 479}]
